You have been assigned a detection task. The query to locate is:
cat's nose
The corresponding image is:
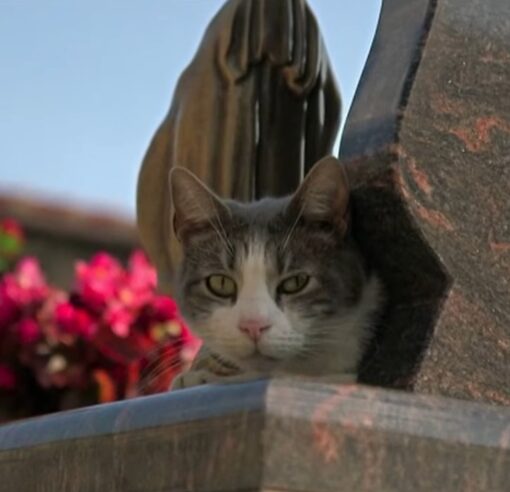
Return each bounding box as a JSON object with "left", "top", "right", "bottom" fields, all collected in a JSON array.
[{"left": 239, "top": 319, "right": 271, "bottom": 341}]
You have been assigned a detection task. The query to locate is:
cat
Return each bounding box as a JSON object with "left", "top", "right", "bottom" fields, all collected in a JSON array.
[{"left": 168, "top": 155, "right": 381, "bottom": 389}]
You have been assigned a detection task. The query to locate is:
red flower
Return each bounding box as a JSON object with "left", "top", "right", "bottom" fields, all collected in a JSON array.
[
  {"left": 3, "top": 257, "right": 48, "bottom": 306},
  {"left": 0, "top": 258, "right": 48, "bottom": 328},
  {"left": 17, "top": 317, "right": 41, "bottom": 344},
  {"left": 104, "top": 302, "right": 134, "bottom": 338},
  {"left": 126, "top": 251, "right": 156, "bottom": 303},
  {"left": 151, "top": 295, "right": 178, "bottom": 321},
  {"left": 55, "top": 302, "right": 97, "bottom": 340},
  {"left": 75, "top": 252, "right": 125, "bottom": 312},
  {"left": 0, "top": 219, "right": 24, "bottom": 241},
  {"left": 0, "top": 283, "right": 18, "bottom": 328},
  {"left": 0, "top": 241, "right": 202, "bottom": 418},
  {"left": 0, "top": 364, "right": 17, "bottom": 390}
]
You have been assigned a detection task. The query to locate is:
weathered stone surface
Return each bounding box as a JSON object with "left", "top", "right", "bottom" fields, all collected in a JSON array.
[
  {"left": 341, "top": 0, "right": 510, "bottom": 403},
  {"left": 1, "top": 380, "right": 510, "bottom": 491}
]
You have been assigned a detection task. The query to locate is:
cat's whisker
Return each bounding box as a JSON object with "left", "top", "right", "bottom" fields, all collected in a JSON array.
[
  {"left": 213, "top": 207, "right": 234, "bottom": 256},
  {"left": 141, "top": 337, "right": 186, "bottom": 358},
  {"left": 204, "top": 206, "right": 233, "bottom": 255},
  {"left": 138, "top": 356, "right": 189, "bottom": 393},
  {"left": 209, "top": 215, "right": 233, "bottom": 256},
  {"left": 139, "top": 344, "right": 188, "bottom": 374},
  {"left": 280, "top": 203, "right": 305, "bottom": 253},
  {"left": 185, "top": 189, "right": 233, "bottom": 256},
  {"left": 140, "top": 354, "right": 185, "bottom": 381},
  {"left": 139, "top": 351, "right": 182, "bottom": 380},
  {"left": 138, "top": 366, "right": 179, "bottom": 393}
]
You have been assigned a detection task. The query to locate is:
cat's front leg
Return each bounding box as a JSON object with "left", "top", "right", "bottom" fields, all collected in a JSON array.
[
  {"left": 273, "top": 371, "right": 358, "bottom": 384},
  {"left": 171, "top": 370, "right": 267, "bottom": 390},
  {"left": 170, "top": 369, "right": 222, "bottom": 390}
]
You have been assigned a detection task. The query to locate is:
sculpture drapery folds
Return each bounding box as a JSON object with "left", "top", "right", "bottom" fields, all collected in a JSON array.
[{"left": 137, "top": 0, "right": 340, "bottom": 291}]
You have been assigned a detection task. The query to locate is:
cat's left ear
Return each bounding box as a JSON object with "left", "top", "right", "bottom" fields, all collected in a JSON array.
[
  {"left": 169, "top": 167, "right": 230, "bottom": 242},
  {"left": 289, "top": 155, "right": 350, "bottom": 236}
]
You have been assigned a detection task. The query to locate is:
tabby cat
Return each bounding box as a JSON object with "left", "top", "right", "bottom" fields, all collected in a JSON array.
[{"left": 168, "top": 156, "right": 381, "bottom": 389}]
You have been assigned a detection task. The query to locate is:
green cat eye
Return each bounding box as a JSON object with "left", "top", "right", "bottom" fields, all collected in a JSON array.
[
  {"left": 206, "top": 274, "right": 237, "bottom": 298},
  {"left": 279, "top": 274, "right": 310, "bottom": 295}
]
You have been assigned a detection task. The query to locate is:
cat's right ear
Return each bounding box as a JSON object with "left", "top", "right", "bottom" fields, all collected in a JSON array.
[
  {"left": 169, "top": 167, "right": 230, "bottom": 242},
  {"left": 289, "top": 156, "right": 350, "bottom": 236}
]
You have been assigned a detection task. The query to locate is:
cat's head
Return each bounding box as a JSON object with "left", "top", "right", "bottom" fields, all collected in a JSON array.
[{"left": 169, "top": 156, "right": 378, "bottom": 374}]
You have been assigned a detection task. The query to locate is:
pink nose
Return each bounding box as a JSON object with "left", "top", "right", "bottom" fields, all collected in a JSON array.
[{"left": 239, "top": 319, "right": 271, "bottom": 341}]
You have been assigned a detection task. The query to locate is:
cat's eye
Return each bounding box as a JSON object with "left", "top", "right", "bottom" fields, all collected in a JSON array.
[
  {"left": 278, "top": 274, "right": 310, "bottom": 295},
  {"left": 206, "top": 274, "right": 237, "bottom": 298}
]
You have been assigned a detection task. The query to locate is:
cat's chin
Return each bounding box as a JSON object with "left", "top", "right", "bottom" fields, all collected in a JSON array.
[
  {"left": 214, "top": 342, "right": 282, "bottom": 369},
  {"left": 234, "top": 352, "right": 281, "bottom": 372}
]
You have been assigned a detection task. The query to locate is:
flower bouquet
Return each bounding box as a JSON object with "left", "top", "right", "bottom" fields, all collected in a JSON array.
[{"left": 0, "top": 219, "right": 200, "bottom": 423}]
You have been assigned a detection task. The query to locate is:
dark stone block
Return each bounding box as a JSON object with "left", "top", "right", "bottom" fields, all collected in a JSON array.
[{"left": 341, "top": 0, "right": 510, "bottom": 403}]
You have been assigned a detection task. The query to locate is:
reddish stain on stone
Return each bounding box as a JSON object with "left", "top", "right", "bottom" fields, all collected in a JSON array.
[
  {"left": 311, "top": 393, "right": 341, "bottom": 463},
  {"left": 311, "top": 385, "right": 358, "bottom": 464},
  {"left": 488, "top": 229, "right": 510, "bottom": 254},
  {"left": 419, "top": 287, "right": 510, "bottom": 404},
  {"left": 394, "top": 166, "right": 452, "bottom": 231},
  {"left": 414, "top": 204, "right": 455, "bottom": 232},
  {"left": 490, "top": 241, "right": 510, "bottom": 253},
  {"left": 450, "top": 116, "right": 510, "bottom": 152},
  {"left": 312, "top": 422, "right": 338, "bottom": 464},
  {"left": 408, "top": 158, "right": 433, "bottom": 196},
  {"left": 393, "top": 167, "right": 411, "bottom": 200}
]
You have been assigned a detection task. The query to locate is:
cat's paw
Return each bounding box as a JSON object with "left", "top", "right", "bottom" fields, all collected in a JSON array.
[
  {"left": 275, "top": 372, "right": 357, "bottom": 385},
  {"left": 170, "top": 369, "right": 220, "bottom": 390}
]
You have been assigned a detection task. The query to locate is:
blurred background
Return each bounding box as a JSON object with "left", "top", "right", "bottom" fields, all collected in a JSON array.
[
  {"left": 0, "top": 0, "right": 381, "bottom": 420},
  {"left": 0, "top": 1, "right": 381, "bottom": 212},
  {"left": 0, "top": 0, "right": 381, "bottom": 285}
]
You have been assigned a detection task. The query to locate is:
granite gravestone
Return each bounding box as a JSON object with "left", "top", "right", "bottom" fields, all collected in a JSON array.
[{"left": 342, "top": 0, "right": 510, "bottom": 404}]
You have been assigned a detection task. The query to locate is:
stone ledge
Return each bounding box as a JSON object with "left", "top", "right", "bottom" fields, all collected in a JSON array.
[{"left": 0, "top": 379, "right": 509, "bottom": 491}]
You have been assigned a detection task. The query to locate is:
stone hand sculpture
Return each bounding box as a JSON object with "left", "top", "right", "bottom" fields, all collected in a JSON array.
[{"left": 137, "top": 0, "right": 340, "bottom": 292}]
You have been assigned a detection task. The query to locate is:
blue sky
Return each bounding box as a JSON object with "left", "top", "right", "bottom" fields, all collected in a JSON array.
[{"left": 0, "top": 1, "right": 380, "bottom": 218}]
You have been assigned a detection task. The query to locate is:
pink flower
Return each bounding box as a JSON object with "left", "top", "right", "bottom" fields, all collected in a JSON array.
[
  {"left": 151, "top": 295, "right": 178, "bottom": 321},
  {"left": 127, "top": 250, "right": 156, "bottom": 298},
  {"left": 0, "top": 364, "right": 17, "bottom": 390},
  {"left": 0, "top": 283, "right": 18, "bottom": 328},
  {"left": 17, "top": 317, "right": 41, "bottom": 344},
  {"left": 107, "top": 251, "right": 157, "bottom": 312},
  {"left": 0, "top": 258, "right": 48, "bottom": 328},
  {"left": 104, "top": 303, "right": 134, "bottom": 338},
  {"left": 55, "top": 302, "right": 97, "bottom": 339},
  {"left": 3, "top": 257, "right": 48, "bottom": 306},
  {"left": 75, "top": 252, "right": 125, "bottom": 311}
]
